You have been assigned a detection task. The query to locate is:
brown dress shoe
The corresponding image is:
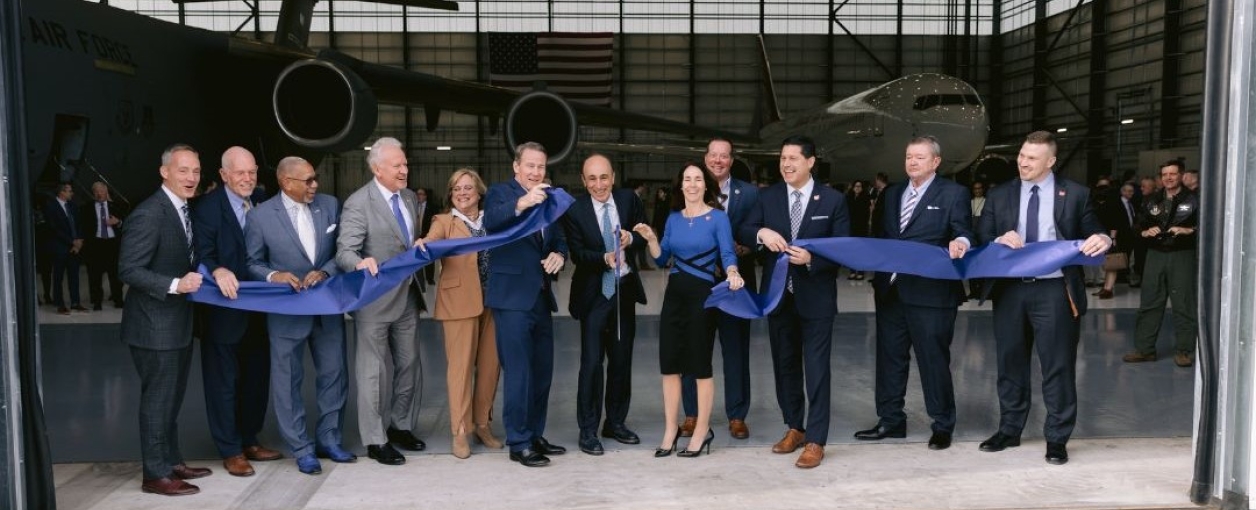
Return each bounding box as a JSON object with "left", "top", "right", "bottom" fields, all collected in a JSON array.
[
  {"left": 170, "top": 464, "right": 212, "bottom": 480},
  {"left": 795, "top": 443, "right": 825, "bottom": 469},
  {"left": 223, "top": 454, "right": 254, "bottom": 477},
  {"left": 1123, "top": 352, "right": 1157, "bottom": 363},
  {"left": 243, "top": 444, "right": 283, "bottom": 461},
  {"left": 1175, "top": 352, "right": 1195, "bottom": 367},
  {"left": 452, "top": 433, "right": 471, "bottom": 459},
  {"left": 680, "top": 416, "right": 697, "bottom": 438},
  {"left": 772, "top": 429, "right": 805, "bottom": 454},
  {"left": 474, "top": 425, "right": 503, "bottom": 449},
  {"left": 141, "top": 477, "right": 199, "bottom": 496},
  {"left": 1097, "top": 289, "right": 1114, "bottom": 299},
  {"left": 728, "top": 419, "right": 750, "bottom": 439}
]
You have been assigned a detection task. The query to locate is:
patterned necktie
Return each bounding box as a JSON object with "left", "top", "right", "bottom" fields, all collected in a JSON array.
[
  {"left": 600, "top": 202, "right": 616, "bottom": 299},
  {"left": 1025, "top": 185, "right": 1040, "bottom": 243},
  {"left": 98, "top": 202, "right": 108, "bottom": 238},
  {"left": 789, "top": 190, "right": 803, "bottom": 241},
  {"left": 1124, "top": 199, "right": 1134, "bottom": 227},
  {"left": 181, "top": 204, "right": 194, "bottom": 264},
  {"left": 390, "top": 193, "right": 410, "bottom": 242},
  {"left": 900, "top": 188, "right": 918, "bottom": 233},
  {"left": 241, "top": 198, "right": 251, "bottom": 228}
]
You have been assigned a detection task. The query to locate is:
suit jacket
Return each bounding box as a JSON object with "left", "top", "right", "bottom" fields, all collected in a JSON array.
[
  {"left": 191, "top": 186, "right": 268, "bottom": 343},
  {"left": 246, "top": 193, "right": 342, "bottom": 339},
  {"left": 1098, "top": 197, "right": 1136, "bottom": 254},
  {"left": 483, "top": 180, "right": 567, "bottom": 312},
  {"left": 562, "top": 189, "right": 648, "bottom": 318},
  {"left": 423, "top": 213, "right": 485, "bottom": 321},
  {"left": 44, "top": 199, "right": 82, "bottom": 255},
  {"left": 871, "top": 178, "right": 973, "bottom": 308},
  {"left": 336, "top": 181, "right": 426, "bottom": 321},
  {"left": 77, "top": 198, "right": 129, "bottom": 244},
  {"left": 118, "top": 189, "right": 196, "bottom": 350},
  {"left": 724, "top": 178, "right": 761, "bottom": 291},
  {"left": 415, "top": 200, "right": 437, "bottom": 238},
  {"left": 738, "top": 181, "right": 850, "bottom": 319},
  {"left": 978, "top": 176, "right": 1106, "bottom": 315}
]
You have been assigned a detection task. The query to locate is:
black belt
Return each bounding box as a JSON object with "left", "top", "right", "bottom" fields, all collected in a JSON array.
[{"left": 1016, "top": 277, "right": 1063, "bottom": 283}]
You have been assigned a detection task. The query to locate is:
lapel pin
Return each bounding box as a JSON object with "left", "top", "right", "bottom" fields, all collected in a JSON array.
[
  {"left": 813, "top": 195, "right": 820, "bottom": 201},
  {"left": 734, "top": 189, "right": 741, "bottom": 195},
  {"left": 1058, "top": 190, "right": 1066, "bottom": 197}
]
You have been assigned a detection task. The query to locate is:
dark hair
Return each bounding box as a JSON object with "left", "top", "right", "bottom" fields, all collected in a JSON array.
[
  {"left": 1024, "top": 130, "right": 1058, "bottom": 156},
  {"left": 875, "top": 172, "right": 889, "bottom": 184},
  {"left": 780, "top": 135, "right": 817, "bottom": 159},
  {"left": 1184, "top": 167, "right": 1200, "bottom": 175},
  {"left": 1161, "top": 160, "right": 1185, "bottom": 174},
  {"left": 669, "top": 161, "right": 722, "bottom": 211}
]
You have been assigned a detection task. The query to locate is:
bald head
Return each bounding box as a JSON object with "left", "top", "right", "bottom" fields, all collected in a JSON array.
[
  {"left": 219, "top": 146, "right": 258, "bottom": 199},
  {"left": 277, "top": 156, "right": 317, "bottom": 203},
  {"left": 581, "top": 154, "right": 615, "bottom": 203}
]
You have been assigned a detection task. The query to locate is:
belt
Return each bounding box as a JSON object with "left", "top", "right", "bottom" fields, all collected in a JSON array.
[{"left": 1017, "top": 277, "right": 1064, "bottom": 283}]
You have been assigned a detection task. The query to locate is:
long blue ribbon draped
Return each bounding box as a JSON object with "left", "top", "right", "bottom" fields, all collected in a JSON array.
[
  {"left": 189, "top": 189, "right": 575, "bottom": 315},
  {"left": 705, "top": 238, "right": 1103, "bottom": 319}
]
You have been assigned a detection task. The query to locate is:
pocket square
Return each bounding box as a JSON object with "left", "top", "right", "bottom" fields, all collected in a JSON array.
[
  {"left": 926, "top": 205, "right": 940, "bottom": 210},
  {"left": 325, "top": 224, "right": 337, "bottom": 234},
  {"left": 810, "top": 215, "right": 829, "bottom": 220}
]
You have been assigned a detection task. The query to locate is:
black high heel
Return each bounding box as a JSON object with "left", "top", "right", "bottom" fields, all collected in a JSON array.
[
  {"left": 677, "top": 429, "right": 714, "bottom": 457},
  {"left": 655, "top": 428, "right": 681, "bottom": 457}
]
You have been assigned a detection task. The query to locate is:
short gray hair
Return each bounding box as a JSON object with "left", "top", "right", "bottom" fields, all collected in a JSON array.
[
  {"left": 368, "top": 137, "right": 403, "bottom": 168},
  {"left": 276, "top": 156, "right": 309, "bottom": 177},
  {"left": 513, "top": 142, "right": 547, "bottom": 162},
  {"left": 161, "top": 143, "right": 197, "bottom": 166},
  {"left": 220, "top": 146, "right": 253, "bottom": 170},
  {"left": 908, "top": 135, "right": 942, "bottom": 158}
]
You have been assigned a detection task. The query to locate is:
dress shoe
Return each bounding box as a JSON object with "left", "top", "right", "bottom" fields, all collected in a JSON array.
[
  {"left": 677, "top": 429, "right": 714, "bottom": 458},
  {"left": 222, "top": 454, "right": 254, "bottom": 477},
  {"left": 92, "top": 303, "right": 103, "bottom": 311},
  {"left": 386, "top": 427, "right": 426, "bottom": 451},
  {"left": 795, "top": 443, "right": 825, "bottom": 469},
  {"left": 509, "top": 448, "right": 550, "bottom": 467},
  {"left": 1123, "top": 351, "right": 1157, "bottom": 363},
  {"left": 578, "top": 434, "right": 604, "bottom": 456},
  {"left": 1175, "top": 351, "right": 1195, "bottom": 367},
  {"left": 295, "top": 454, "right": 322, "bottom": 475},
  {"left": 853, "top": 423, "right": 906, "bottom": 440},
  {"left": 978, "top": 432, "right": 1021, "bottom": 452},
  {"left": 928, "top": 431, "right": 953, "bottom": 451},
  {"left": 367, "top": 444, "right": 406, "bottom": 465},
  {"left": 772, "top": 429, "right": 806, "bottom": 454},
  {"left": 170, "top": 464, "right": 211, "bottom": 480},
  {"left": 680, "top": 416, "right": 697, "bottom": 437},
  {"left": 71, "top": 305, "right": 89, "bottom": 312},
  {"left": 728, "top": 419, "right": 750, "bottom": 440},
  {"left": 141, "top": 477, "right": 199, "bottom": 496},
  {"left": 452, "top": 433, "right": 471, "bottom": 459},
  {"left": 1046, "top": 442, "right": 1069, "bottom": 465},
  {"left": 243, "top": 444, "right": 283, "bottom": 461},
  {"left": 315, "top": 444, "right": 357, "bottom": 463},
  {"left": 532, "top": 437, "right": 567, "bottom": 455},
  {"left": 57, "top": 306, "right": 69, "bottom": 315},
  {"left": 474, "top": 425, "right": 503, "bottom": 449},
  {"left": 1097, "top": 289, "right": 1114, "bottom": 299},
  {"left": 601, "top": 423, "right": 641, "bottom": 445}
]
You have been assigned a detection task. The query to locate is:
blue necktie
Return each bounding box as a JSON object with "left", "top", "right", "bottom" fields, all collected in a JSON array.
[
  {"left": 390, "top": 194, "right": 410, "bottom": 242},
  {"left": 1025, "top": 185, "right": 1040, "bottom": 243},
  {"left": 600, "top": 203, "right": 616, "bottom": 299}
]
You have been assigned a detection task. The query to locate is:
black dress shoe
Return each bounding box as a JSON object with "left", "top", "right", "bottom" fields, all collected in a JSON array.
[
  {"left": 532, "top": 437, "right": 566, "bottom": 455},
  {"left": 578, "top": 435, "right": 604, "bottom": 456},
  {"left": 601, "top": 424, "right": 641, "bottom": 445},
  {"left": 928, "top": 431, "right": 952, "bottom": 450},
  {"left": 386, "top": 427, "right": 426, "bottom": 451},
  {"left": 853, "top": 423, "right": 906, "bottom": 440},
  {"left": 978, "top": 432, "right": 1021, "bottom": 452},
  {"left": 1045, "top": 442, "right": 1069, "bottom": 465},
  {"left": 509, "top": 448, "right": 550, "bottom": 467},
  {"left": 366, "top": 444, "right": 406, "bottom": 465}
]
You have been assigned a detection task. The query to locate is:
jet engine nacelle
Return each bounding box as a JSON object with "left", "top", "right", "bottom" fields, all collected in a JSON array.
[
  {"left": 503, "top": 90, "right": 578, "bottom": 165},
  {"left": 273, "top": 59, "right": 378, "bottom": 152}
]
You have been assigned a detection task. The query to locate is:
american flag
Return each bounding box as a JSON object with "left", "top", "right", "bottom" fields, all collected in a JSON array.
[{"left": 489, "top": 32, "right": 614, "bottom": 106}]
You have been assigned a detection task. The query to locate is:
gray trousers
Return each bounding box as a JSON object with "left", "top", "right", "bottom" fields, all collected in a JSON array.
[
  {"left": 272, "top": 316, "right": 349, "bottom": 458},
  {"left": 129, "top": 344, "right": 192, "bottom": 480},
  {"left": 354, "top": 305, "right": 421, "bottom": 445}
]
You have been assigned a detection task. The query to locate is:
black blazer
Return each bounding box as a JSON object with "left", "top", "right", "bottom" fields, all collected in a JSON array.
[
  {"left": 77, "top": 198, "right": 129, "bottom": 242},
  {"left": 871, "top": 178, "right": 973, "bottom": 308},
  {"left": 977, "top": 176, "right": 1106, "bottom": 315},
  {"left": 191, "top": 186, "right": 267, "bottom": 343},
  {"left": 739, "top": 181, "right": 850, "bottom": 319},
  {"left": 1098, "top": 197, "right": 1136, "bottom": 254},
  {"left": 562, "top": 189, "right": 648, "bottom": 318},
  {"left": 119, "top": 190, "right": 197, "bottom": 350},
  {"left": 44, "top": 199, "right": 81, "bottom": 255}
]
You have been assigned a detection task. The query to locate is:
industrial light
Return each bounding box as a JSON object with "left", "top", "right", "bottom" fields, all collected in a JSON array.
[
  {"left": 436, "top": 146, "right": 452, "bottom": 151},
  {"left": 1121, "top": 119, "right": 1134, "bottom": 125},
  {"left": 363, "top": 146, "right": 371, "bottom": 150},
  {"left": 1056, "top": 128, "right": 1068, "bottom": 133}
]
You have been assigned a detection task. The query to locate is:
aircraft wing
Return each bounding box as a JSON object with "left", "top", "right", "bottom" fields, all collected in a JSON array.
[{"left": 579, "top": 141, "right": 779, "bottom": 162}]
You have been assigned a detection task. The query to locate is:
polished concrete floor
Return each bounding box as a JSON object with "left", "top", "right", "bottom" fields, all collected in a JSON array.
[{"left": 40, "top": 266, "right": 1199, "bottom": 509}]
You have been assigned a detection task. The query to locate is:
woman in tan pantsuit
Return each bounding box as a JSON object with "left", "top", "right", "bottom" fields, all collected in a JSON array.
[{"left": 417, "top": 168, "right": 502, "bottom": 458}]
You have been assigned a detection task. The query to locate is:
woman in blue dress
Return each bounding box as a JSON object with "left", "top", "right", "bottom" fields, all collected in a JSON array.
[{"left": 633, "top": 162, "right": 743, "bottom": 458}]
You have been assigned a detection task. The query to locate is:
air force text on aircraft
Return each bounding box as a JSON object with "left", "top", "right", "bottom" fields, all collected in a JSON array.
[{"left": 27, "top": 17, "right": 137, "bottom": 68}]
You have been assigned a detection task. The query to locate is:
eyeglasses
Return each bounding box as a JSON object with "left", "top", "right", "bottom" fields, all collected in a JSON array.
[{"left": 284, "top": 174, "right": 319, "bottom": 186}]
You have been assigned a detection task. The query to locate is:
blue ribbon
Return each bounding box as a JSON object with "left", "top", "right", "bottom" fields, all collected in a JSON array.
[
  {"left": 705, "top": 238, "right": 1102, "bottom": 319},
  {"left": 190, "top": 189, "right": 575, "bottom": 315}
]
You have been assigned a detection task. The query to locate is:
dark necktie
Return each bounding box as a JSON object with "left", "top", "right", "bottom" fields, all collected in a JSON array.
[
  {"left": 98, "top": 202, "right": 109, "bottom": 238},
  {"left": 1124, "top": 199, "right": 1134, "bottom": 227},
  {"left": 181, "top": 204, "right": 194, "bottom": 264},
  {"left": 1025, "top": 185, "right": 1040, "bottom": 243},
  {"left": 64, "top": 202, "right": 76, "bottom": 239},
  {"left": 390, "top": 194, "right": 410, "bottom": 241}
]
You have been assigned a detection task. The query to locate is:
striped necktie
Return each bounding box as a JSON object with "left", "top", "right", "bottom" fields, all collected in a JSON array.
[
  {"left": 181, "top": 204, "right": 194, "bottom": 264},
  {"left": 900, "top": 188, "right": 918, "bottom": 233}
]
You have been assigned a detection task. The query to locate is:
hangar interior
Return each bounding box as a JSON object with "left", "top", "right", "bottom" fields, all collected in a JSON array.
[{"left": 106, "top": 0, "right": 1205, "bottom": 196}]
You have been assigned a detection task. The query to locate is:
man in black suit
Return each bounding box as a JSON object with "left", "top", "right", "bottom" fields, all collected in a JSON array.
[
  {"left": 977, "top": 131, "right": 1110, "bottom": 465},
  {"left": 46, "top": 181, "right": 86, "bottom": 314},
  {"left": 562, "top": 154, "right": 647, "bottom": 455},
  {"left": 415, "top": 186, "right": 437, "bottom": 285},
  {"left": 78, "top": 181, "right": 128, "bottom": 310},
  {"left": 119, "top": 143, "right": 211, "bottom": 496},
  {"left": 855, "top": 136, "right": 972, "bottom": 451},
  {"left": 739, "top": 135, "right": 850, "bottom": 469},
  {"left": 192, "top": 146, "right": 282, "bottom": 477}
]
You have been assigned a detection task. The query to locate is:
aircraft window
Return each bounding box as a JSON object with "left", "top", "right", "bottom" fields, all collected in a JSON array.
[{"left": 913, "top": 94, "right": 981, "bottom": 110}]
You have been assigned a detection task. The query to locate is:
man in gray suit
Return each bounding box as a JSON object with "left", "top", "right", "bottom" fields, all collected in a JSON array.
[
  {"left": 119, "top": 143, "right": 211, "bottom": 496},
  {"left": 245, "top": 156, "right": 354, "bottom": 475},
  {"left": 336, "top": 137, "right": 427, "bottom": 465}
]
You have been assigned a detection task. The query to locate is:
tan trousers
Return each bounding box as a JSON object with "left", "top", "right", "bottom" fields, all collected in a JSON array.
[{"left": 441, "top": 311, "right": 500, "bottom": 435}]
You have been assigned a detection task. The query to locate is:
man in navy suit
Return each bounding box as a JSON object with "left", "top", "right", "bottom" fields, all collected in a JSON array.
[
  {"left": 485, "top": 142, "right": 569, "bottom": 467},
  {"left": 977, "top": 131, "right": 1110, "bottom": 465},
  {"left": 562, "top": 154, "right": 646, "bottom": 455},
  {"left": 78, "top": 181, "right": 128, "bottom": 310},
  {"left": 681, "top": 138, "right": 760, "bottom": 440},
  {"left": 192, "top": 147, "right": 281, "bottom": 476},
  {"left": 739, "top": 135, "right": 849, "bottom": 469},
  {"left": 855, "top": 136, "right": 973, "bottom": 451},
  {"left": 246, "top": 156, "right": 354, "bottom": 475},
  {"left": 46, "top": 181, "right": 86, "bottom": 314}
]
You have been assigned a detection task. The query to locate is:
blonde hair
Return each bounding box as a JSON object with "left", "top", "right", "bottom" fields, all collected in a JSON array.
[{"left": 446, "top": 167, "right": 486, "bottom": 212}]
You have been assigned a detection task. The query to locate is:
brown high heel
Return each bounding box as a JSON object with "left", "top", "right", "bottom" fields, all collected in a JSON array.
[{"left": 474, "top": 425, "right": 503, "bottom": 449}]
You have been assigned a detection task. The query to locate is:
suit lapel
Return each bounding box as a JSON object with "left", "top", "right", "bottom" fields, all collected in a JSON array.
[
  {"left": 221, "top": 191, "right": 245, "bottom": 246},
  {"left": 885, "top": 185, "right": 903, "bottom": 236},
  {"left": 1053, "top": 179, "right": 1067, "bottom": 235},
  {"left": 310, "top": 198, "right": 329, "bottom": 261},
  {"left": 368, "top": 184, "right": 405, "bottom": 245},
  {"left": 903, "top": 182, "right": 943, "bottom": 233},
  {"left": 272, "top": 197, "right": 303, "bottom": 255}
]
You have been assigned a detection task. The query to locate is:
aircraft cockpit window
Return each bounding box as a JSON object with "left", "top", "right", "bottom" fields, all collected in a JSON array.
[{"left": 913, "top": 94, "right": 981, "bottom": 110}]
